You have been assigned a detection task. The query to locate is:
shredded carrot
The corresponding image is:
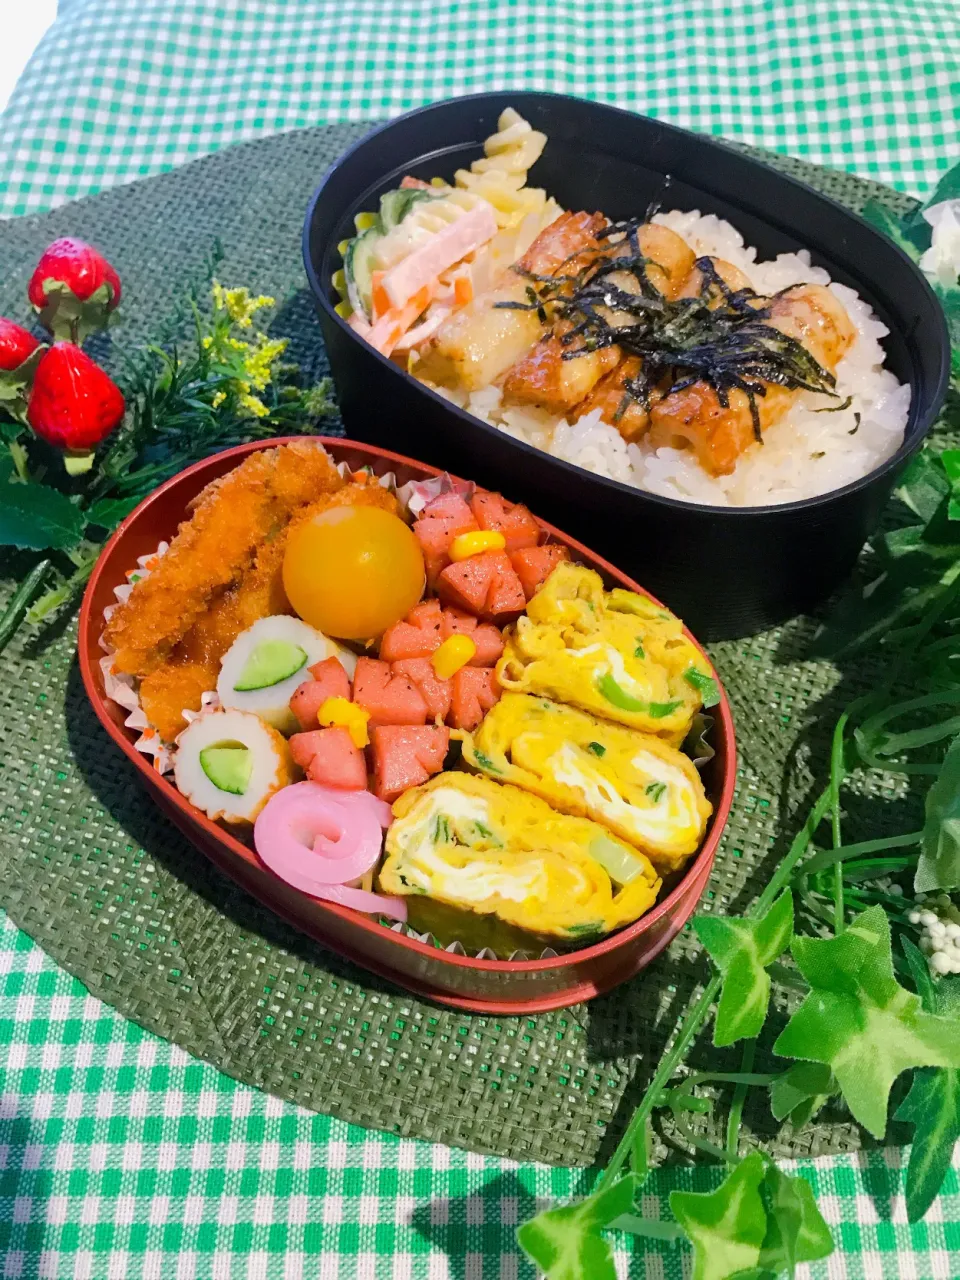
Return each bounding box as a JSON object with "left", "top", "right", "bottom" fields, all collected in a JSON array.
[
  {"left": 454, "top": 275, "right": 474, "bottom": 307},
  {"left": 368, "top": 284, "right": 433, "bottom": 357},
  {"left": 371, "top": 270, "right": 390, "bottom": 322}
]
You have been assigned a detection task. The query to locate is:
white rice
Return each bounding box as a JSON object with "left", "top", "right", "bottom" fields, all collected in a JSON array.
[{"left": 438, "top": 209, "right": 911, "bottom": 507}]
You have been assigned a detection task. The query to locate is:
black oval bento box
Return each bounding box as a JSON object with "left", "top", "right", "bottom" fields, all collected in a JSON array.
[{"left": 303, "top": 92, "right": 950, "bottom": 639}]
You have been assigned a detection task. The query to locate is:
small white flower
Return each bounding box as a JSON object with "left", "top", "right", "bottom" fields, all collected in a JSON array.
[
  {"left": 931, "top": 951, "right": 952, "bottom": 975},
  {"left": 918, "top": 199, "right": 960, "bottom": 289}
]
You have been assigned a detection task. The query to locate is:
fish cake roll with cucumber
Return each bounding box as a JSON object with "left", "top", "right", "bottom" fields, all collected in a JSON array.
[
  {"left": 216, "top": 616, "right": 356, "bottom": 735},
  {"left": 174, "top": 709, "right": 294, "bottom": 824}
]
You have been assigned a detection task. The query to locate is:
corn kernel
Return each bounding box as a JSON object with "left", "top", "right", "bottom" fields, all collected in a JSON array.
[
  {"left": 449, "top": 530, "right": 506, "bottom": 561},
  {"left": 431, "top": 634, "right": 477, "bottom": 679},
  {"left": 317, "top": 696, "right": 370, "bottom": 749},
  {"left": 354, "top": 211, "right": 379, "bottom": 232}
]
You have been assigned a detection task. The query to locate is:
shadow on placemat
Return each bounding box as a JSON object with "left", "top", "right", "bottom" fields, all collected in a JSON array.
[{"left": 0, "top": 121, "right": 922, "bottom": 1166}]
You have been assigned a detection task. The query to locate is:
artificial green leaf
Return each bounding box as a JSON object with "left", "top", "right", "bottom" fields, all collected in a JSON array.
[
  {"left": 893, "top": 961, "right": 960, "bottom": 1222},
  {"left": 0, "top": 482, "right": 86, "bottom": 551},
  {"left": 773, "top": 906, "right": 960, "bottom": 1138},
  {"left": 85, "top": 496, "right": 140, "bottom": 530},
  {"left": 769, "top": 1062, "right": 837, "bottom": 1128},
  {"left": 895, "top": 1066, "right": 960, "bottom": 1222},
  {"left": 669, "top": 1152, "right": 767, "bottom": 1280},
  {"left": 915, "top": 732, "right": 960, "bottom": 893},
  {"left": 758, "top": 1165, "right": 834, "bottom": 1278},
  {"left": 902, "top": 935, "right": 939, "bottom": 1012},
  {"left": 934, "top": 283, "right": 960, "bottom": 367},
  {"left": 516, "top": 1174, "right": 638, "bottom": 1280},
  {"left": 920, "top": 159, "right": 960, "bottom": 216},
  {"left": 693, "top": 891, "right": 794, "bottom": 1046},
  {"left": 861, "top": 198, "right": 926, "bottom": 258},
  {"left": 896, "top": 449, "right": 951, "bottom": 524}
]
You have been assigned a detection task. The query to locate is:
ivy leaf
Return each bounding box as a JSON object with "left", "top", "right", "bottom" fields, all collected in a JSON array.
[
  {"left": 894, "top": 964, "right": 960, "bottom": 1223},
  {"left": 773, "top": 906, "right": 960, "bottom": 1138},
  {"left": 895, "top": 1066, "right": 960, "bottom": 1223},
  {"left": 85, "top": 495, "right": 140, "bottom": 530},
  {"left": 915, "top": 732, "right": 960, "bottom": 893},
  {"left": 769, "top": 1062, "right": 837, "bottom": 1129},
  {"left": 693, "top": 891, "right": 794, "bottom": 1046},
  {"left": 0, "top": 482, "right": 86, "bottom": 551},
  {"left": 758, "top": 1164, "right": 834, "bottom": 1278},
  {"left": 669, "top": 1152, "right": 768, "bottom": 1280},
  {"left": 516, "top": 1174, "right": 639, "bottom": 1280}
]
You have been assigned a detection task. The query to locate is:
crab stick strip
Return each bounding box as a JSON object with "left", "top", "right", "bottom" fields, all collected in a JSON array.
[{"left": 381, "top": 202, "right": 498, "bottom": 310}]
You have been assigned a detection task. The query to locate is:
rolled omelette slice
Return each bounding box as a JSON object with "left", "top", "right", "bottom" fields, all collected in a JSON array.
[
  {"left": 459, "top": 692, "right": 711, "bottom": 874},
  {"left": 174, "top": 708, "right": 295, "bottom": 825},
  {"left": 217, "top": 615, "right": 357, "bottom": 735},
  {"left": 378, "top": 771, "right": 661, "bottom": 943},
  {"left": 496, "top": 561, "right": 712, "bottom": 741}
]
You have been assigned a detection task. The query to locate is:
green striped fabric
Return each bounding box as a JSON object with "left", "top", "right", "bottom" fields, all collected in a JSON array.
[
  {"left": 2, "top": 914, "right": 959, "bottom": 1278},
  {"left": 1, "top": 0, "right": 958, "bottom": 218}
]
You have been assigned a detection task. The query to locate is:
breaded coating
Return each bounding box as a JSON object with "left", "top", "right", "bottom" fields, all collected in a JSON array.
[
  {"left": 104, "top": 441, "right": 342, "bottom": 677},
  {"left": 137, "top": 473, "right": 400, "bottom": 741}
]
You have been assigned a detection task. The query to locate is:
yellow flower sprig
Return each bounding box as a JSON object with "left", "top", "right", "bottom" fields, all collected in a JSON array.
[{"left": 205, "top": 281, "right": 289, "bottom": 417}]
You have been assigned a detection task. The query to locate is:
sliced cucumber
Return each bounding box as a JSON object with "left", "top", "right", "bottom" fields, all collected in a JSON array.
[
  {"left": 233, "top": 640, "right": 308, "bottom": 692},
  {"left": 344, "top": 225, "right": 382, "bottom": 320},
  {"left": 199, "top": 745, "right": 253, "bottom": 796},
  {"left": 379, "top": 187, "right": 438, "bottom": 230}
]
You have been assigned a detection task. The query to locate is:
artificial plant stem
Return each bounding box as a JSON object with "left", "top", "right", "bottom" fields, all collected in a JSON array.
[
  {"left": 596, "top": 974, "right": 722, "bottom": 1192},
  {"left": 599, "top": 786, "right": 833, "bottom": 1192},
  {"left": 798, "top": 831, "right": 923, "bottom": 876},
  {"left": 0, "top": 559, "right": 51, "bottom": 656},
  {"left": 830, "top": 713, "right": 848, "bottom": 934},
  {"left": 725, "top": 1040, "right": 755, "bottom": 1160}
]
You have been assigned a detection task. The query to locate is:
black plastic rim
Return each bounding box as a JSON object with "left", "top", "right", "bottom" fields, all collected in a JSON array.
[{"left": 303, "top": 90, "right": 950, "bottom": 520}]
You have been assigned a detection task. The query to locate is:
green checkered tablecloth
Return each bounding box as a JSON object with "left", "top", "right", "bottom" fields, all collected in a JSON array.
[
  {"left": 2, "top": 2, "right": 960, "bottom": 1278},
  {"left": 1, "top": 0, "right": 959, "bottom": 218},
  {"left": 3, "top": 914, "right": 959, "bottom": 1279}
]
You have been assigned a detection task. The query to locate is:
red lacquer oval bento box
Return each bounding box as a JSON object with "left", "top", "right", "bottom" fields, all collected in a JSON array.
[{"left": 78, "top": 437, "right": 736, "bottom": 1014}]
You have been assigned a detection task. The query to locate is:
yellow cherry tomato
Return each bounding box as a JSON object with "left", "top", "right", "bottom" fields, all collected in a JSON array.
[{"left": 282, "top": 505, "right": 425, "bottom": 641}]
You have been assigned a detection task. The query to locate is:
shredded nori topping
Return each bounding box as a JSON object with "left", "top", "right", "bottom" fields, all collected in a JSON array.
[{"left": 494, "top": 218, "right": 840, "bottom": 441}]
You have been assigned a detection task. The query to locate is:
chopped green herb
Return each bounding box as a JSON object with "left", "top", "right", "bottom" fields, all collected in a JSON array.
[
  {"left": 646, "top": 782, "right": 667, "bottom": 802},
  {"left": 634, "top": 641, "right": 645, "bottom": 659},
  {"left": 471, "top": 748, "right": 502, "bottom": 774},
  {"left": 649, "top": 699, "right": 682, "bottom": 719},
  {"left": 684, "top": 667, "right": 721, "bottom": 708},
  {"left": 586, "top": 741, "right": 606, "bottom": 757},
  {"left": 597, "top": 673, "right": 645, "bottom": 712},
  {"left": 432, "top": 814, "right": 452, "bottom": 844}
]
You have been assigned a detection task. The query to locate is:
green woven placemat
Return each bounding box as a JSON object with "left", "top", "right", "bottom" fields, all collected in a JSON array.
[{"left": 0, "top": 124, "right": 923, "bottom": 1168}]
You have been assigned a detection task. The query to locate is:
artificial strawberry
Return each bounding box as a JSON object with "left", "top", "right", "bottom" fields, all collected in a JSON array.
[
  {"left": 28, "top": 237, "right": 122, "bottom": 343},
  {"left": 27, "top": 343, "right": 125, "bottom": 473},
  {"left": 0, "top": 318, "right": 40, "bottom": 371},
  {"left": 0, "top": 318, "right": 44, "bottom": 422}
]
